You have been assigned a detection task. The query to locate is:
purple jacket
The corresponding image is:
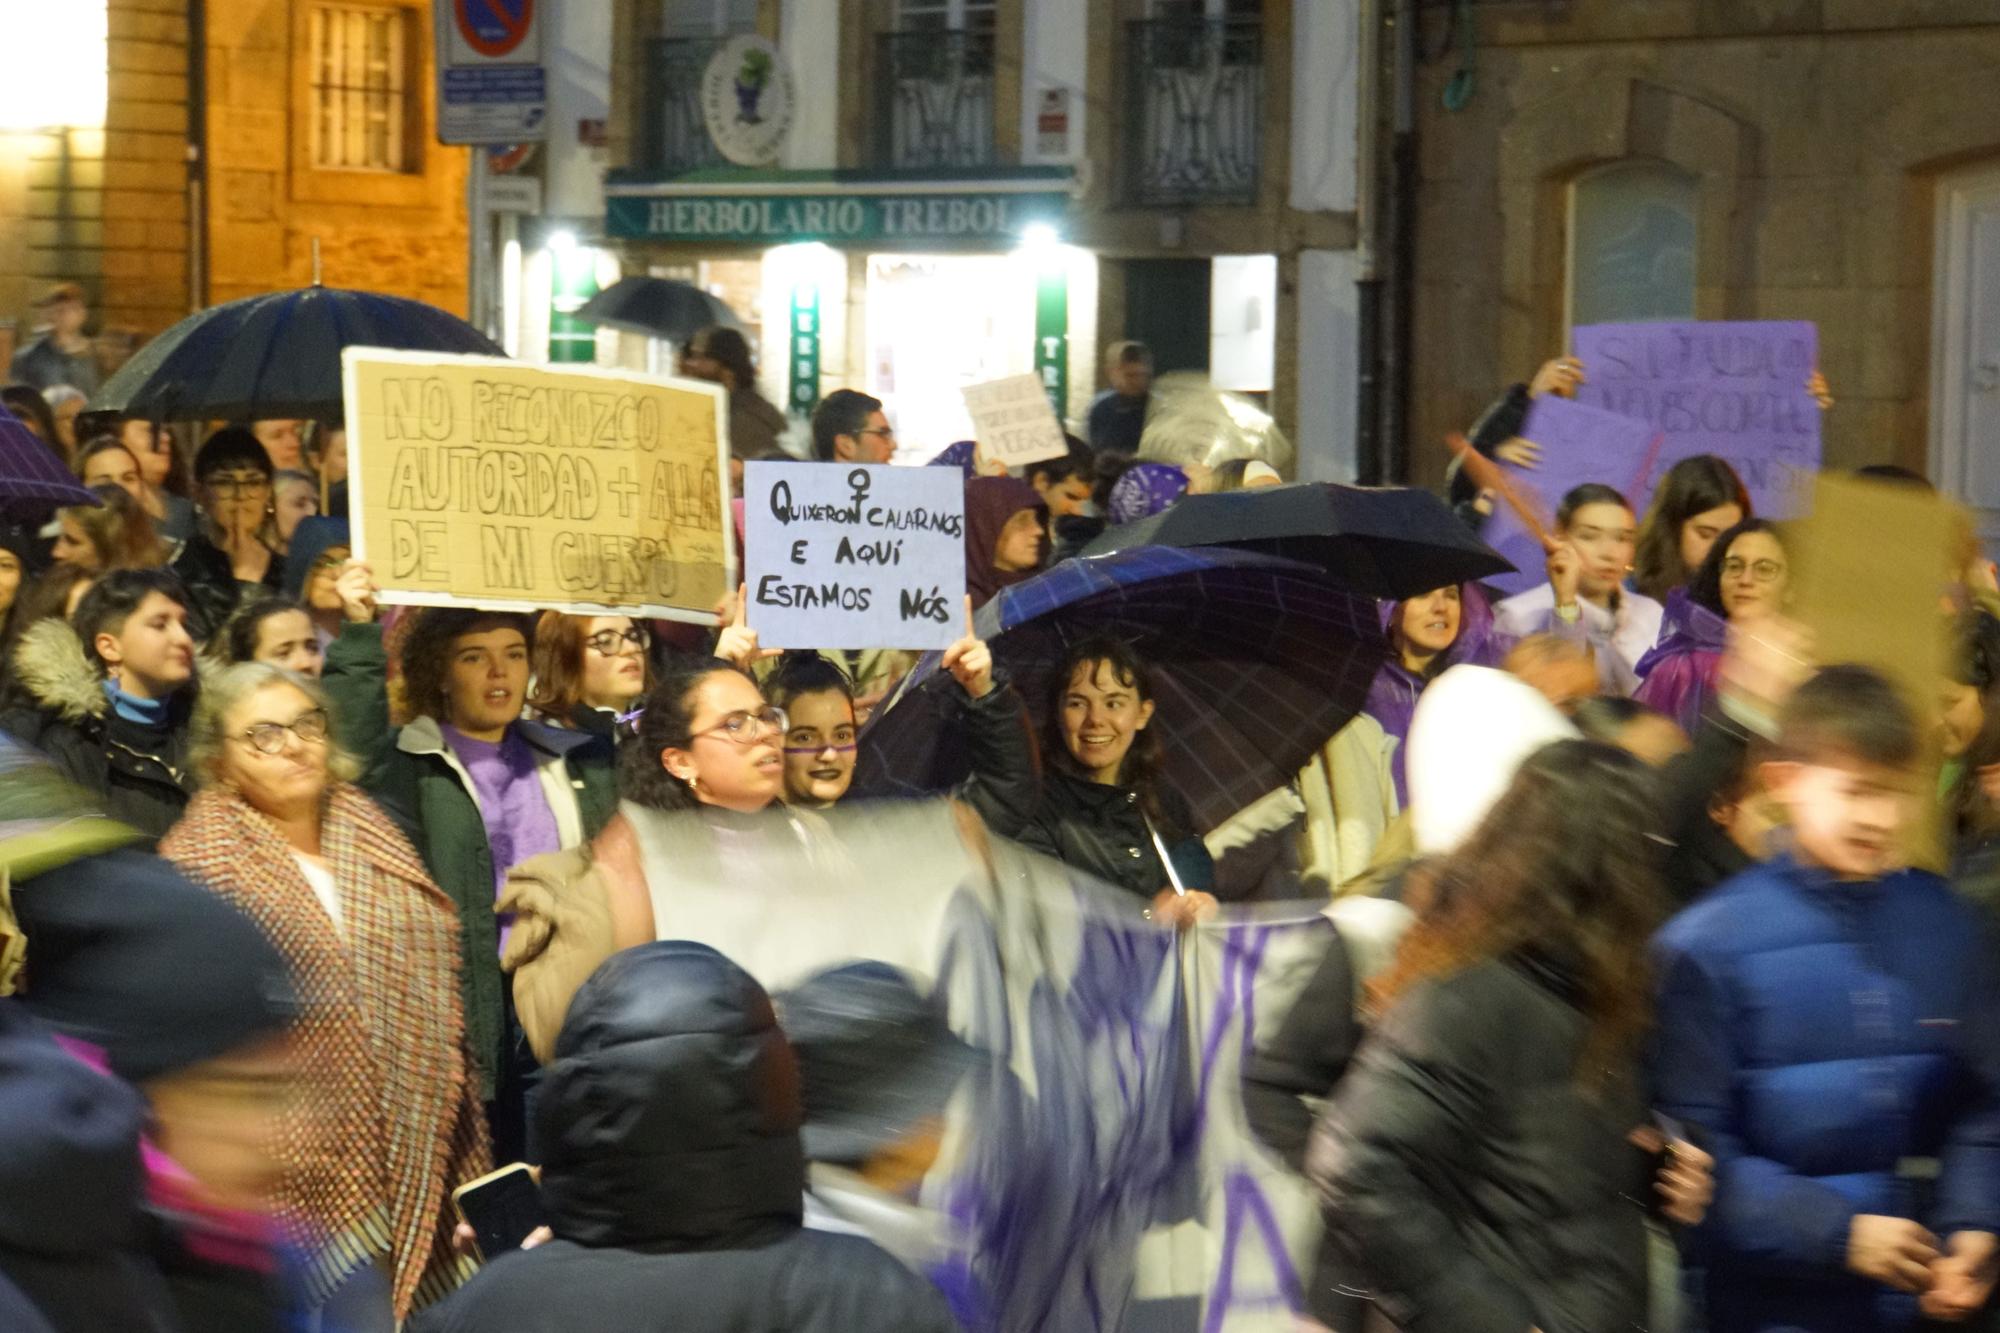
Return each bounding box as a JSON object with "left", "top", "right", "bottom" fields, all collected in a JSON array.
[
  {"left": 1363, "top": 584, "right": 1508, "bottom": 806},
  {"left": 1633, "top": 587, "right": 1728, "bottom": 733}
]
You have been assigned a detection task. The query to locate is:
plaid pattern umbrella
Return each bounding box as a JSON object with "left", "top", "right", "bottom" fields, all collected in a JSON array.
[
  {"left": 90, "top": 285, "right": 503, "bottom": 422},
  {"left": 0, "top": 410, "right": 97, "bottom": 515},
  {"left": 1080, "top": 482, "right": 1514, "bottom": 600},
  {"left": 855, "top": 546, "right": 1387, "bottom": 832}
]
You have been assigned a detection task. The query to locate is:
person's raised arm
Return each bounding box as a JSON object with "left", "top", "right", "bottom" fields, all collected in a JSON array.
[
  {"left": 320, "top": 559, "right": 395, "bottom": 790},
  {"left": 941, "top": 595, "right": 1040, "bottom": 838}
]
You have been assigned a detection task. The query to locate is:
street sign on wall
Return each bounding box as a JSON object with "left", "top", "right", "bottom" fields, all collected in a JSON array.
[{"left": 435, "top": 0, "right": 548, "bottom": 145}]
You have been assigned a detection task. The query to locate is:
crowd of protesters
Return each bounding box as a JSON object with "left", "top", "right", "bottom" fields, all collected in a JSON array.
[{"left": 0, "top": 312, "right": 1996, "bottom": 1333}]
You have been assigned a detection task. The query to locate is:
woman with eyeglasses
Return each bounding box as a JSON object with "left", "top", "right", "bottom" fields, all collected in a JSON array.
[
  {"left": 1634, "top": 518, "right": 1790, "bottom": 733},
  {"left": 173, "top": 427, "right": 288, "bottom": 640},
  {"left": 322, "top": 561, "right": 619, "bottom": 1162},
  {"left": 161, "top": 661, "right": 491, "bottom": 1326},
  {"left": 528, "top": 612, "right": 653, "bottom": 739}
]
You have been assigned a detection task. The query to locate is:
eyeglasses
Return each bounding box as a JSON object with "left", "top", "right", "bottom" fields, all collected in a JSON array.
[
  {"left": 1722, "top": 557, "right": 1786, "bottom": 584},
  {"left": 234, "top": 708, "right": 329, "bottom": 755},
  {"left": 858, "top": 426, "right": 895, "bottom": 440},
  {"left": 584, "top": 625, "right": 651, "bottom": 655},
  {"left": 312, "top": 549, "right": 350, "bottom": 571},
  {"left": 692, "top": 705, "right": 788, "bottom": 746},
  {"left": 206, "top": 474, "right": 270, "bottom": 497}
]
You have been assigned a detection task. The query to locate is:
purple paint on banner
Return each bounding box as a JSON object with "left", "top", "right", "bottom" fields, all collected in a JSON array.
[
  {"left": 1478, "top": 396, "right": 1664, "bottom": 598},
  {"left": 1573, "top": 320, "right": 1821, "bottom": 519}
]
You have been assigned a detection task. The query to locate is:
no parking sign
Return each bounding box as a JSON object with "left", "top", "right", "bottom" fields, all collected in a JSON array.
[{"left": 434, "top": 0, "right": 547, "bottom": 144}]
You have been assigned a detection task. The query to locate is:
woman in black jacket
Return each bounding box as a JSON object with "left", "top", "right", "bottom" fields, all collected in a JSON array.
[
  {"left": 1017, "top": 636, "right": 1214, "bottom": 916},
  {"left": 1307, "top": 740, "right": 1705, "bottom": 1333}
]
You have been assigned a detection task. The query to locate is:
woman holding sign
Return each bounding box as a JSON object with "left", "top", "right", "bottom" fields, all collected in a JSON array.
[{"left": 1494, "top": 484, "right": 1665, "bottom": 696}]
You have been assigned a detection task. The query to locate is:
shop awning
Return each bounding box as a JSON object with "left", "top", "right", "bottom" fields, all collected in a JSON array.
[{"left": 604, "top": 166, "right": 1076, "bottom": 250}]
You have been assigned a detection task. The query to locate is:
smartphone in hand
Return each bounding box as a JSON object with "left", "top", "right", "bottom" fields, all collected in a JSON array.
[{"left": 451, "top": 1163, "right": 546, "bottom": 1261}]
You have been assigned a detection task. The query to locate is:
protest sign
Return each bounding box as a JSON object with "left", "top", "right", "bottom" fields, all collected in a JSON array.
[
  {"left": 1476, "top": 396, "right": 1664, "bottom": 598},
  {"left": 343, "top": 350, "right": 733, "bottom": 622},
  {"left": 1573, "top": 320, "right": 1820, "bottom": 516},
  {"left": 744, "top": 460, "right": 967, "bottom": 649},
  {"left": 961, "top": 373, "right": 1069, "bottom": 468}
]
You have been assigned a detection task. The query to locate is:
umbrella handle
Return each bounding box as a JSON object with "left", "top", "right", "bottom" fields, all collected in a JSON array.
[{"left": 1144, "top": 814, "right": 1188, "bottom": 897}]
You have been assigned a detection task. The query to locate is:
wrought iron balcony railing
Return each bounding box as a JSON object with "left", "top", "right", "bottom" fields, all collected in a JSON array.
[
  {"left": 642, "top": 36, "right": 729, "bottom": 177},
  {"left": 1123, "top": 18, "right": 1263, "bottom": 208},
  {"left": 874, "top": 28, "right": 999, "bottom": 171}
]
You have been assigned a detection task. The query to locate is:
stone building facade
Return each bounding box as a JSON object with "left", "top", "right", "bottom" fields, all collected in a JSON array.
[
  {"left": 1403, "top": 0, "right": 2000, "bottom": 503},
  {"left": 0, "top": 0, "right": 469, "bottom": 374}
]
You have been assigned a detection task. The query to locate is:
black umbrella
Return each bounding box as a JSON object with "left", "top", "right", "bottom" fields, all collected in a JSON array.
[
  {"left": 1079, "top": 482, "right": 1514, "bottom": 600},
  {"left": 574, "top": 276, "right": 742, "bottom": 344},
  {"left": 855, "top": 545, "right": 1386, "bottom": 833},
  {"left": 90, "top": 285, "right": 503, "bottom": 422}
]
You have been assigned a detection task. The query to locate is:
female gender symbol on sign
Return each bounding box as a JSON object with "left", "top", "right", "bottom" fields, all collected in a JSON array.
[{"left": 455, "top": 0, "right": 534, "bottom": 59}]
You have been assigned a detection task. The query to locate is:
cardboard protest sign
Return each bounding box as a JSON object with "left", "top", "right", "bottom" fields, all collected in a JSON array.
[
  {"left": 961, "top": 373, "right": 1069, "bottom": 468},
  {"left": 743, "top": 460, "right": 966, "bottom": 650},
  {"left": 342, "top": 350, "right": 733, "bottom": 623},
  {"left": 1476, "top": 396, "right": 1664, "bottom": 598},
  {"left": 1790, "top": 472, "right": 1958, "bottom": 868},
  {"left": 1573, "top": 320, "right": 1820, "bottom": 516}
]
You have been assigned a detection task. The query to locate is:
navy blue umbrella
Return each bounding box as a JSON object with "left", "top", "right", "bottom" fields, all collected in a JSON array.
[
  {"left": 90, "top": 285, "right": 503, "bottom": 422},
  {"left": 574, "top": 275, "right": 742, "bottom": 344},
  {"left": 855, "top": 546, "right": 1387, "bottom": 832}
]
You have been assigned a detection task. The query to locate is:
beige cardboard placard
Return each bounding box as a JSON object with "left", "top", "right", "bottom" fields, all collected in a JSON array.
[
  {"left": 960, "top": 372, "right": 1069, "bottom": 468},
  {"left": 1790, "top": 472, "right": 1958, "bottom": 866},
  {"left": 342, "top": 349, "right": 734, "bottom": 624}
]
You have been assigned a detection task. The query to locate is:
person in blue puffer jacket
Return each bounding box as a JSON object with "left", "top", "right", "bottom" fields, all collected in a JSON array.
[{"left": 1652, "top": 664, "right": 2000, "bottom": 1332}]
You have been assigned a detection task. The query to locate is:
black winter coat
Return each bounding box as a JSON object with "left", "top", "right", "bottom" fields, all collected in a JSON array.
[
  {"left": 0, "top": 620, "right": 193, "bottom": 842},
  {"left": 1308, "top": 951, "right": 1652, "bottom": 1333},
  {"left": 408, "top": 941, "right": 959, "bottom": 1333},
  {"left": 1017, "top": 769, "right": 1214, "bottom": 900}
]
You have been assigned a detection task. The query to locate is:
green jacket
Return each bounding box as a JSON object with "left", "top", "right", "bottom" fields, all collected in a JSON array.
[{"left": 323, "top": 622, "right": 618, "bottom": 1098}]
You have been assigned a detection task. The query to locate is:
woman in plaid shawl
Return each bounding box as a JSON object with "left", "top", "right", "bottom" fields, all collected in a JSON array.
[{"left": 160, "top": 661, "right": 490, "bottom": 1324}]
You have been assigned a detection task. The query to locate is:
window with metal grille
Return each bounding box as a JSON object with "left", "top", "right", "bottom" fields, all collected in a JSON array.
[{"left": 309, "top": 5, "right": 410, "bottom": 172}]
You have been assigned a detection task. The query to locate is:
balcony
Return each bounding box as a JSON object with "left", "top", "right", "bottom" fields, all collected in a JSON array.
[
  {"left": 873, "top": 28, "right": 998, "bottom": 171},
  {"left": 642, "top": 36, "right": 729, "bottom": 177},
  {"left": 1122, "top": 18, "right": 1263, "bottom": 208}
]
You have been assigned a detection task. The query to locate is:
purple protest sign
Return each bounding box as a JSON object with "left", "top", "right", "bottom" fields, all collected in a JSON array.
[
  {"left": 1572, "top": 320, "right": 1820, "bottom": 517},
  {"left": 1477, "top": 396, "right": 1664, "bottom": 598}
]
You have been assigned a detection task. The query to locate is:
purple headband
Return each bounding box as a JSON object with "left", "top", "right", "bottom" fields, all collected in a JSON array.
[{"left": 1107, "top": 463, "right": 1189, "bottom": 525}]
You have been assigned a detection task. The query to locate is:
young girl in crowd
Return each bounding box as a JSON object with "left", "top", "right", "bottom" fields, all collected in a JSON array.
[
  {"left": 272, "top": 469, "right": 320, "bottom": 552},
  {"left": 1310, "top": 740, "right": 1706, "bottom": 1331},
  {"left": 1018, "top": 636, "right": 1215, "bottom": 919},
  {"left": 765, "top": 652, "right": 861, "bottom": 808},
  {"left": 963, "top": 476, "right": 1048, "bottom": 610},
  {"left": 527, "top": 611, "right": 653, "bottom": 738},
  {"left": 0, "top": 568, "right": 197, "bottom": 839},
  {"left": 222, "top": 597, "right": 325, "bottom": 678},
  {"left": 1634, "top": 518, "right": 1790, "bottom": 732},
  {"left": 1494, "top": 482, "right": 1663, "bottom": 694},
  {"left": 1630, "top": 454, "right": 1751, "bottom": 603},
  {"left": 51, "top": 484, "right": 165, "bottom": 574},
  {"left": 1363, "top": 582, "right": 1503, "bottom": 805}
]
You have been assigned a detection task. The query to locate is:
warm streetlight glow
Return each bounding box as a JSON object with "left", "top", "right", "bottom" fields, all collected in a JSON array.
[{"left": 0, "top": 1, "right": 108, "bottom": 130}]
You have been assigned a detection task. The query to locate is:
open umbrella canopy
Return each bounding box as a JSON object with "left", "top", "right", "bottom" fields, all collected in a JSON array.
[
  {"left": 574, "top": 275, "right": 742, "bottom": 344},
  {"left": 0, "top": 411, "right": 97, "bottom": 516},
  {"left": 90, "top": 285, "right": 503, "bottom": 422},
  {"left": 855, "top": 545, "right": 1386, "bottom": 832},
  {"left": 1080, "top": 482, "right": 1514, "bottom": 601}
]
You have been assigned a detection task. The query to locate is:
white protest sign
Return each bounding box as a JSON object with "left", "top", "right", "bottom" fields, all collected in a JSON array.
[
  {"left": 961, "top": 373, "right": 1069, "bottom": 467},
  {"left": 744, "top": 461, "right": 966, "bottom": 650}
]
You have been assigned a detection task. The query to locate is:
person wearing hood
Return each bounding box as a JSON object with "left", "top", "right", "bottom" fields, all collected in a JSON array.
[
  {"left": 963, "top": 475, "right": 1048, "bottom": 610},
  {"left": 406, "top": 941, "right": 960, "bottom": 1333},
  {"left": 0, "top": 568, "right": 198, "bottom": 841},
  {"left": 321, "top": 562, "right": 618, "bottom": 1162},
  {"left": 280, "top": 516, "right": 350, "bottom": 650},
  {"left": 1634, "top": 518, "right": 1790, "bottom": 734},
  {"left": 1363, "top": 582, "right": 1506, "bottom": 807}
]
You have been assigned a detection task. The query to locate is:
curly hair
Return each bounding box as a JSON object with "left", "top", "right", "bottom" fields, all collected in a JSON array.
[
  {"left": 620, "top": 656, "right": 759, "bottom": 810},
  {"left": 395, "top": 607, "right": 535, "bottom": 725},
  {"left": 1372, "top": 739, "right": 1668, "bottom": 1087}
]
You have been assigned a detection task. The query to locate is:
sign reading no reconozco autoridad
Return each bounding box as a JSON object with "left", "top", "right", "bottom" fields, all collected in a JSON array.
[{"left": 606, "top": 190, "right": 1070, "bottom": 247}]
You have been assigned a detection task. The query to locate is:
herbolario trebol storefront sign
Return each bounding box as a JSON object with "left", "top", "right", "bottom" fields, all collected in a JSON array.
[{"left": 605, "top": 177, "right": 1072, "bottom": 250}]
